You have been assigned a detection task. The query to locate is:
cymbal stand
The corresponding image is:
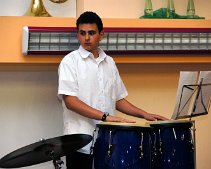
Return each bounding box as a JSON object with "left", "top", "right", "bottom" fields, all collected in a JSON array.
[
  {"left": 53, "top": 158, "right": 64, "bottom": 169},
  {"left": 39, "top": 138, "right": 64, "bottom": 169},
  {"left": 48, "top": 150, "right": 64, "bottom": 169}
]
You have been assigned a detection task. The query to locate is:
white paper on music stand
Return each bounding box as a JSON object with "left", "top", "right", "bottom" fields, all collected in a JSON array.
[
  {"left": 172, "top": 71, "right": 211, "bottom": 120},
  {"left": 190, "top": 71, "right": 211, "bottom": 116},
  {"left": 171, "top": 71, "right": 198, "bottom": 119}
]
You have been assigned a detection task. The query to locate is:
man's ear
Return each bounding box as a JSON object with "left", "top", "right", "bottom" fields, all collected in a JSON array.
[
  {"left": 99, "top": 31, "right": 104, "bottom": 41},
  {"left": 76, "top": 31, "right": 79, "bottom": 39}
]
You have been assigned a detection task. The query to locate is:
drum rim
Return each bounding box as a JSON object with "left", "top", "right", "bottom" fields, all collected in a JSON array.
[
  {"left": 147, "top": 120, "right": 193, "bottom": 127},
  {"left": 97, "top": 122, "right": 150, "bottom": 128}
]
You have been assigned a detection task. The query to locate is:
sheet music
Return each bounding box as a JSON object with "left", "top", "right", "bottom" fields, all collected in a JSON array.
[
  {"left": 191, "top": 71, "right": 211, "bottom": 116},
  {"left": 171, "top": 71, "right": 198, "bottom": 119},
  {"left": 171, "top": 71, "right": 211, "bottom": 120}
]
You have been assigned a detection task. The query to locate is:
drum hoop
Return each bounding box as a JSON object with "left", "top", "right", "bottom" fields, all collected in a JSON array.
[
  {"left": 148, "top": 120, "right": 193, "bottom": 128},
  {"left": 97, "top": 122, "right": 150, "bottom": 130}
]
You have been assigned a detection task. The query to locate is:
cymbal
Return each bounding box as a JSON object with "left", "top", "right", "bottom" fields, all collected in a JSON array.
[{"left": 0, "top": 134, "right": 92, "bottom": 168}]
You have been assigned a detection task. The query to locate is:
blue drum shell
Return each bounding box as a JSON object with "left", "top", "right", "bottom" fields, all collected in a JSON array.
[
  {"left": 150, "top": 121, "right": 195, "bottom": 169},
  {"left": 94, "top": 124, "right": 151, "bottom": 169}
]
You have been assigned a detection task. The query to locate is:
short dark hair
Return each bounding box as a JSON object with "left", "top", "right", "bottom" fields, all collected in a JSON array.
[{"left": 76, "top": 11, "right": 103, "bottom": 33}]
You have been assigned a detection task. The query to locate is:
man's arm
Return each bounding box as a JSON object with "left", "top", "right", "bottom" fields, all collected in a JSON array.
[
  {"left": 63, "top": 95, "right": 135, "bottom": 122},
  {"left": 116, "top": 98, "right": 168, "bottom": 121}
]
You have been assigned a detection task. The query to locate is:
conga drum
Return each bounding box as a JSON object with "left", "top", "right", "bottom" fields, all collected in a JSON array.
[
  {"left": 149, "top": 120, "right": 195, "bottom": 169},
  {"left": 93, "top": 122, "right": 152, "bottom": 169}
]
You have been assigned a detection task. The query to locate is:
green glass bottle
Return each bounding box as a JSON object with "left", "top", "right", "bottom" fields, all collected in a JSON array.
[
  {"left": 187, "top": 0, "right": 195, "bottom": 16},
  {"left": 167, "top": 0, "right": 175, "bottom": 18},
  {"left": 144, "top": 0, "right": 153, "bottom": 17}
]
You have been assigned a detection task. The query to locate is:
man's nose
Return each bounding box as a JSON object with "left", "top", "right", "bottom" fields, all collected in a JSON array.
[{"left": 85, "top": 33, "right": 90, "bottom": 40}]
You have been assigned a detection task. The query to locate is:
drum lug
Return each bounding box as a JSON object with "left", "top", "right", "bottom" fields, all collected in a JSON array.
[
  {"left": 138, "top": 132, "right": 144, "bottom": 159},
  {"left": 108, "top": 144, "right": 113, "bottom": 157},
  {"left": 108, "top": 130, "right": 113, "bottom": 157},
  {"left": 158, "top": 129, "right": 163, "bottom": 155},
  {"left": 138, "top": 145, "right": 144, "bottom": 159},
  {"left": 190, "top": 124, "right": 196, "bottom": 151}
]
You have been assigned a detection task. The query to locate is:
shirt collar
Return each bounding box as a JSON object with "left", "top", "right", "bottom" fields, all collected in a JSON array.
[{"left": 78, "top": 45, "right": 107, "bottom": 62}]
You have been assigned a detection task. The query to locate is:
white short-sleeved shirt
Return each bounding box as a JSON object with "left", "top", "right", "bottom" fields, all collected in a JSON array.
[{"left": 58, "top": 46, "right": 128, "bottom": 154}]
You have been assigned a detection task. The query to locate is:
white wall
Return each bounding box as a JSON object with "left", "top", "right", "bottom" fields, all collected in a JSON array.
[
  {"left": 0, "top": 0, "right": 210, "bottom": 169},
  {"left": 0, "top": 72, "right": 63, "bottom": 169},
  {"left": 0, "top": 0, "right": 210, "bottom": 19},
  {"left": 80, "top": 0, "right": 210, "bottom": 19},
  {"left": 0, "top": 0, "right": 76, "bottom": 17}
]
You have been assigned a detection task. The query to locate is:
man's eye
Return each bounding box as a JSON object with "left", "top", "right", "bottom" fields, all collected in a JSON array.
[
  {"left": 79, "top": 30, "right": 96, "bottom": 36},
  {"left": 79, "top": 31, "right": 86, "bottom": 36},
  {"left": 88, "top": 31, "right": 96, "bottom": 35}
]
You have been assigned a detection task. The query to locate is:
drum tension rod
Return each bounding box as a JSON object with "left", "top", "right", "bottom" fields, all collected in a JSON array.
[{"left": 108, "top": 130, "right": 113, "bottom": 157}]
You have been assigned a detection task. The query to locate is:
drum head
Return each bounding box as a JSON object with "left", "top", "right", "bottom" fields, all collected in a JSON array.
[
  {"left": 147, "top": 120, "right": 193, "bottom": 128},
  {"left": 97, "top": 122, "right": 150, "bottom": 130}
]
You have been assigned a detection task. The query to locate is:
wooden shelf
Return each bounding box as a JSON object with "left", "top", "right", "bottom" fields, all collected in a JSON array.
[
  {"left": 112, "top": 53, "right": 211, "bottom": 64},
  {"left": 1, "top": 16, "right": 211, "bottom": 64}
]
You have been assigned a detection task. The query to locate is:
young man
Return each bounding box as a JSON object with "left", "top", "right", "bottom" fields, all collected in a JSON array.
[{"left": 58, "top": 11, "right": 167, "bottom": 169}]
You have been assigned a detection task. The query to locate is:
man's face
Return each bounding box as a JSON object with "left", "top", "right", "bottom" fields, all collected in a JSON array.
[{"left": 77, "top": 23, "right": 104, "bottom": 57}]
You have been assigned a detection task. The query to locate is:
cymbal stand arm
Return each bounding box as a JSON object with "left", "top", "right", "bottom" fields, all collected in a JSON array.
[
  {"left": 53, "top": 158, "right": 64, "bottom": 169},
  {"left": 48, "top": 150, "right": 64, "bottom": 169}
]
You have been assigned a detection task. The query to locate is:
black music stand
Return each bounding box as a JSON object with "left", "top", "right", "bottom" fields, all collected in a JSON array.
[{"left": 173, "top": 71, "right": 211, "bottom": 120}]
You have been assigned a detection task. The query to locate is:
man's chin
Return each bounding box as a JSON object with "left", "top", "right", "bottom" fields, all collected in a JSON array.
[{"left": 84, "top": 47, "right": 92, "bottom": 52}]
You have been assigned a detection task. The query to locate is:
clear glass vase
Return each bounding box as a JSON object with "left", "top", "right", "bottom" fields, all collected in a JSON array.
[
  {"left": 144, "top": 0, "right": 153, "bottom": 17},
  {"left": 167, "top": 0, "right": 175, "bottom": 18},
  {"left": 187, "top": 0, "right": 195, "bottom": 16}
]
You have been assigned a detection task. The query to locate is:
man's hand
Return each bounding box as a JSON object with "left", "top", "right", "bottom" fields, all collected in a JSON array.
[
  {"left": 105, "top": 115, "right": 136, "bottom": 123},
  {"left": 143, "top": 113, "right": 168, "bottom": 121}
]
